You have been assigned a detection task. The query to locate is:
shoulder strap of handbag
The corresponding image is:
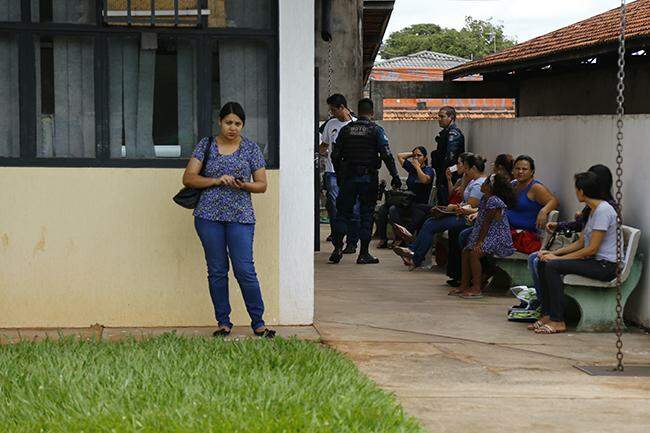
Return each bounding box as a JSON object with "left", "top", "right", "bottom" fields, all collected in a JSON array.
[
  {"left": 199, "top": 136, "right": 214, "bottom": 177},
  {"left": 544, "top": 228, "right": 558, "bottom": 250}
]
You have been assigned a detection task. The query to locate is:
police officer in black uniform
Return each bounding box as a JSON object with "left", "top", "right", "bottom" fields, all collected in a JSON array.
[
  {"left": 432, "top": 106, "right": 465, "bottom": 205},
  {"left": 329, "top": 98, "right": 402, "bottom": 265}
]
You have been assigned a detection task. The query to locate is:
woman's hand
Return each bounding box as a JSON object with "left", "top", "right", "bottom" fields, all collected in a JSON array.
[
  {"left": 546, "top": 221, "right": 558, "bottom": 233},
  {"left": 539, "top": 252, "right": 560, "bottom": 262},
  {"left": 217, "top": 175, "right": 238, "bottom": 188},
  {"left": 472, "top": 242, "right": 483, "bottom": 254},
  {"left": 446, "top": 204, "right": 459, "bottom": 212},
  {"left": 445, "top": 167, "right": 452, "bottom": 180},
  {"left": 466, "top": 212, "right": 478, "bottom": 223}
]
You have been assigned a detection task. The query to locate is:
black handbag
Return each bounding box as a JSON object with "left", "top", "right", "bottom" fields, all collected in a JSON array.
[
  {"left": 384, "top": 189, "right": 416, "bottom": 208},
  {"left": 173, "top": 137, "right": 214, "bottom": 209}
]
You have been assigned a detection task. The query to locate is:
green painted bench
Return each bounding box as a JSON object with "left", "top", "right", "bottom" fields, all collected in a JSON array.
[{"left": 563, "top": 225, "right": 643, "bottom": 332}]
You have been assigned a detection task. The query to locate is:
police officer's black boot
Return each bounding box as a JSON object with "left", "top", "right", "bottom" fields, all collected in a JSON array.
[
  {"left": 342, "top": 243, "right": 357, "bottom": 254},
  {"left": 329, "top": 234, "right": 344, "bottom": 264},
  {"left": 357, "top": 240, "right": 379, "bottom": 264}
]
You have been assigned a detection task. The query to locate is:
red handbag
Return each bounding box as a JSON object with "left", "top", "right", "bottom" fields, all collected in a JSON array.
[{"left": 510, "top": 229, "right": 541, "bottom": 254}]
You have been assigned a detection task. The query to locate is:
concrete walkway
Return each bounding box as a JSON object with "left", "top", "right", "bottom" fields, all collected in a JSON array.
[{"left": 314, "top": 237, "right": 650, "bottom": 433}]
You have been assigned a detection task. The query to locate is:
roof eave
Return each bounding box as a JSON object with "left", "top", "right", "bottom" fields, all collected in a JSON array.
[
  {"left": 363, "top": 0, "right": 395, "bottom": 84},
  {"left": 444, "top": 36, "right": 650, "bottom": 80}
]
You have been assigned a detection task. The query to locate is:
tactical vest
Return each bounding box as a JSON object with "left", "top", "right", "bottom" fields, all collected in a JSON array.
[{"left": 340, "top": 119, "right": 380, "bottom": 175}]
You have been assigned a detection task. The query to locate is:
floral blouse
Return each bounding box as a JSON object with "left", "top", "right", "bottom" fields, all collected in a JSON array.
[{"left": 192, "top": 136, "right": 266, "bottom": 224}]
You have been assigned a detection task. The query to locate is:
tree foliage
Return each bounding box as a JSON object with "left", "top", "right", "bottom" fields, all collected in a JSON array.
[{"left": 380, "top": 17, "right": 517, "bottom": 60}]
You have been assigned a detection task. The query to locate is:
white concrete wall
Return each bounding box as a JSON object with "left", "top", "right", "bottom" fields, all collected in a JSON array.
[
  {"left": 456, "top": 115, "right": 650, "bottom": 327},
  {"left": 278, "top": 0, "right": 315, "bottom": 324}
]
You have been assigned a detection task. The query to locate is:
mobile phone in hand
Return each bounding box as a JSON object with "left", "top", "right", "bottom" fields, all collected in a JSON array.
[{"left": 449, "top": 164, "right": 458, "bottom": 173}]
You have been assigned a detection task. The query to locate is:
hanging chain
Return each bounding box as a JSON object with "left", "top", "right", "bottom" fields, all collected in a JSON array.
[
  {"left": 327, "top": 40, "right": 333, "bottom": 98},
  {"left": 614, "top": 0, "right": 626, "bottom": 372}
]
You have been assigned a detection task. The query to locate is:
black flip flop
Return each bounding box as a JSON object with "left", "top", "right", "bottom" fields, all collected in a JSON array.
[
  {"left": 254, "top": 328, "right": 276, "bottom": 339},
  {"left": 212, "top": 327, "right": 231, "bottom": 337}
]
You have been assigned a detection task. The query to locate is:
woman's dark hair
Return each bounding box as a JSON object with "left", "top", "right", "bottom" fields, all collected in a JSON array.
[
  {"left": 486, "top": 173, "right": 516, "bottom": 208},
  {"left": 495, "top": 153, "right": 514, "bottom": 174},
  {"left": 588, "top": 164, "right": 614, "bottom": 201},
  {"left": 579, "top": 164, "right": 615, "bottom": 221},
  {"left": 574, "top": 172, "right": 600, "bottom": 199},
  {"left": 458, "top": 152, "right": 473, "bottom": 164},
  {"left": 413, "top": 146, "right": 428, "bottom": 161},
  {"left": 326, "top": 93, "right": 347, "bottom": 108},
  {"left": 464, "top": 154, "right": 486, "bottom": 172},
  {"left": 439, "top": 106, "right": 457, "bottom": 120},
  {"left": 219, "top": 101, "right": 246, "bottom": 126},
  {"left": 514, "top": 155, "right": 535, "bottom": 173}
]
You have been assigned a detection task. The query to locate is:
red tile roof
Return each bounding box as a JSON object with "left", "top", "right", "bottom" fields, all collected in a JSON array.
[
  {"left": 446, "top": 0, "right": 650, "bottom": 79},
  {"left": 383, "top": 110, "right": 514, "bottom": 121}
]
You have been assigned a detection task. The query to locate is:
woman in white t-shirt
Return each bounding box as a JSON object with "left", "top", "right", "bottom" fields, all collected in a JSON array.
[{"left": 531, "top": 172, "right": 619, "bottom": 334}]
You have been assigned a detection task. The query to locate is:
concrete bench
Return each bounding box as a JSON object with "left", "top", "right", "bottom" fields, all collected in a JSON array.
[
  {"left": 492, "top": 210, "right": 559, "bottom": 288},
  {"left": 564, "top": 225, "right": 643, "bottom": 332}
]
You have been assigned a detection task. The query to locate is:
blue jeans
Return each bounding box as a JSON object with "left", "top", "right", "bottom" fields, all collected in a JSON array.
[
  {"left": 459, "top": 226, "right": 473, "bottom": 248},
  {"left": 324, "top": 172, "right": 360, "bottom": 246},
  {"left": 194, "top": 217, "right": 265, "bottom": 330},
  {"left": 412, "top": 215, "right": 467, "bottom": 266}
]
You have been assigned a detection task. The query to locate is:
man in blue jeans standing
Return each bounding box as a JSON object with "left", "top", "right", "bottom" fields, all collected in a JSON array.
[{"left": 320, "top": 94, "right": 360, "bottom": 253}]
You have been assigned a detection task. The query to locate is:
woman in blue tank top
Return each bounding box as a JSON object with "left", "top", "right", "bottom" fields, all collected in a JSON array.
[{"left": 506, "top": 155, "right": 558, "bottom": 232}]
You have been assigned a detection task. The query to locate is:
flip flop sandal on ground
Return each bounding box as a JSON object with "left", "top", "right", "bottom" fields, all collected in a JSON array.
[
  {"left": 448, "top": 288, "right": 465, "bottom": 296},
  {"left": 212, "top": 328, "right": 231, "bottom": 337},
  {"left": 254, "top": 328, "right": 276, "bottom": 339},
  {"left": 461, "top": 292, "right": 484, "bottom": 299},
  {"left": 534, "top": 324, "right": 566, "bottom": 334}
]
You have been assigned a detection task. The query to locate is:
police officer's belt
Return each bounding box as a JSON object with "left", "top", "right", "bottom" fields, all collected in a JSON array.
[{"left": 343, "top": 166, "right": 378, "bottom": 177}]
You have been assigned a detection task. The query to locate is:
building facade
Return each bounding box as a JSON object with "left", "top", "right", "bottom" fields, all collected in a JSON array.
[{"left": 0, "top": 0, "right": 315, "bottom": 327}]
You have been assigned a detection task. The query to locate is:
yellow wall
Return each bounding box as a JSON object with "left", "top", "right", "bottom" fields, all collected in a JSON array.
[{"left": 0, "top": 168, "right": 279, "bottom": 328}]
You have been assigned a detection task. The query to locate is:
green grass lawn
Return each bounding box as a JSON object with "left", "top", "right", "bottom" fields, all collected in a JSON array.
[{"left": 0, "top": 334, "right": 423, "bottom": 433}]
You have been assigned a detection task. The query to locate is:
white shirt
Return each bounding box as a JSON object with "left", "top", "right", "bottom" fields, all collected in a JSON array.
[
  {"left": 583, "top": 201, "right": 620, "bottom": 263},
  {"left": 321, "top": 116, "right": 356, "bottom": 173}
]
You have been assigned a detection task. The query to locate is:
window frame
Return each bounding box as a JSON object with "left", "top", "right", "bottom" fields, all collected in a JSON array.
[{"left": 0, "top": 0, "right": 279, "bottom": 169}]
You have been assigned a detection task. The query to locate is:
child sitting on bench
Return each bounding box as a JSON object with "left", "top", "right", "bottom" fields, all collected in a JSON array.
[{"left": 454, "top": 174, "right": 516, "bottom": 299}]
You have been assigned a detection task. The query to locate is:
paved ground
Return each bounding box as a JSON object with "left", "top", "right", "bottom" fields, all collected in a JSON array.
[{"left": 314, "top": 234, "right": 650, "bottom": 433}]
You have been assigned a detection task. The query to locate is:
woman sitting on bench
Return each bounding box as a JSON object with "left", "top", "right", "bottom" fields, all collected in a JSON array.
[
  {"left": 507, "top": 155, "right": 558, "bottom": 253},
  {"left": 375, "top": 146, "right": 435, "bottom": 248},
  {"left": 546, "top": 164, "right": 615, "bottom": 234},
  {"left": 529, "top": 172, "right": 619, "bottom": 334}
]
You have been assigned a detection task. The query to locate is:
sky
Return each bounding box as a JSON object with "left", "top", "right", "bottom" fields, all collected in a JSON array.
[{"left": 383, "top": 0, "right": 625, "bottom": 44}]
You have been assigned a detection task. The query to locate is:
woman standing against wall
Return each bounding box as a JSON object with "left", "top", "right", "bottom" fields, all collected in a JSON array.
[{"left": 182, "top": 102, "right": 275, "bottom": 338}]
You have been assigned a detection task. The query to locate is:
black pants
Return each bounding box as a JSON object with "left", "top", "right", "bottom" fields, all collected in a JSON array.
[
  {"left": 538, "top": 259, "right": 617, "bottom": 322},
  {"left": 333, "top": 175, "right": 377, "bottom": 245},
  {"left": 436, "top": 179, "right": 449, "bottom": 206},
  {"left": 445, "top": 225, "right": 467, "bottom": 281},
  {"left": 376, "top": 203, "right": 433, "bottom": 240}
]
